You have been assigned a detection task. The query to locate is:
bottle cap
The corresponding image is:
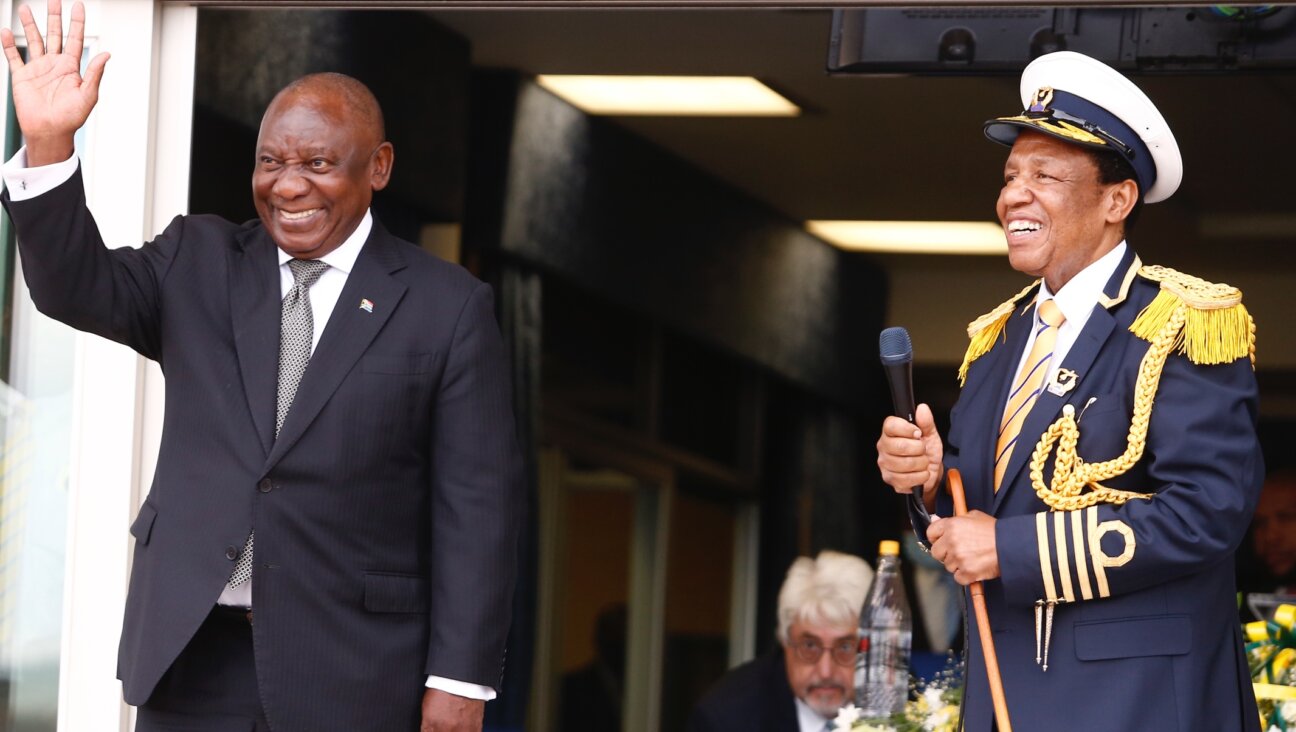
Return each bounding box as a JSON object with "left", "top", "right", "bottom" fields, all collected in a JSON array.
[{"left": 879, "top": 540, "right": 900, "bottom": 556}]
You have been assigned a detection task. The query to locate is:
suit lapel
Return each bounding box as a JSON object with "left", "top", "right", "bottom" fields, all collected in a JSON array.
[
  {"left": 960, "top": 292, "right": 1036, "bottom": 513},
  {"left": 230, "top": 227, "right": 281, "bottom": 457},
  {"left": 992, "top": 247, "right": 1140, "bottom": 513},
  {"left": 264, "top": 224, "right": 409, "bottom": 470}
]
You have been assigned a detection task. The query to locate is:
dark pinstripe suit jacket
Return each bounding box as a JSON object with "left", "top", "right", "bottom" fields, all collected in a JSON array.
[{"left": 3, "top": 168, "right": 524, "bottom": 730}]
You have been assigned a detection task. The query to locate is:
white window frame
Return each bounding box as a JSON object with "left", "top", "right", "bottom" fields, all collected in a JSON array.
[{"left": 0, "top": 1, "right": 194, "bottom": 729}]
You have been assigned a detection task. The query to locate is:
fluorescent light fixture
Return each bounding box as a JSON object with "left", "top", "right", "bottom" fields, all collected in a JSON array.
[
  {"left": 535, "top": 75, "right": 799, "bottom": 116},
  {"left": 806, "top": 220, "right": 1007, "bottom": 255}
]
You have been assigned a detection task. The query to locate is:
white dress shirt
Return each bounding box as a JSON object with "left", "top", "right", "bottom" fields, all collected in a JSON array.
[
  {"left": 2, "top": 148, "right": 495, "bottom": 701},
  {"left": 794, "top": 697, "right": 833, "bottom": 732},
  {"left": 1009, "top": 241, "right": 1128, "bottom": 386}
]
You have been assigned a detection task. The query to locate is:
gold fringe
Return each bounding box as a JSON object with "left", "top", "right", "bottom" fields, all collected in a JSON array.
[
  {"left": 1129, "top": 289, "right": 1180, "bottom": 344},
  {"left": 1130, "top": 267, "right": 1256, "bottom": 367},
  {"left": 1183, "top": 302, "right": 1254, "bottom": 366},
  {"left": 958, "top": 280, "right": 1039, "bottom": 386}
]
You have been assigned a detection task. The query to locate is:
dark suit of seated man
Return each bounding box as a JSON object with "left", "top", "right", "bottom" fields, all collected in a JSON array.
[
  {"left": 0, "top": 2, "right": 523, "bottom": 730},
  {"left": 686, "top": 551, "right": 873, "bottom": 732}
]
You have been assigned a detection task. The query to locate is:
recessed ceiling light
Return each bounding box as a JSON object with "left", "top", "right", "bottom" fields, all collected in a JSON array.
[
  {"left": 806, "top": 220, "right": 1007, "bottom": 255},
  {"left": 535, "top": 75, "right": 800, "bottom": 116}
]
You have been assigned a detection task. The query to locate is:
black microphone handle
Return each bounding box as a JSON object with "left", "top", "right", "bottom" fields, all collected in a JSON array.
[
  {"left": 882, "top": 361, "right": 916, "bottom": 424},
  {"left": 881, "top": 356, "right": 931, "bottom": 540}
]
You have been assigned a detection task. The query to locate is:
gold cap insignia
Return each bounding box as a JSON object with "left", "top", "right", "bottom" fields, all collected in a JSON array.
[{"left": 1028, "top": 86, "right": 1054, "bottom": 115}]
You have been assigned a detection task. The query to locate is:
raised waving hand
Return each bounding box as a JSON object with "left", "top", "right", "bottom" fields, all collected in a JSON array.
[{"left": 1, "top": 0, "right": 109, "bottom": 166}]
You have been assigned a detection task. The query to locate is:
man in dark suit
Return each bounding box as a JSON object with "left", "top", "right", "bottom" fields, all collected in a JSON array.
[
  {"left": 1, "top": 3, "right": 522, "bottom": 730},
  {"left": 877, "top": 51, "right": 1262, "bottom": 731},
  {"left": 687, "top": 551, "right": 872, "bottom": 732}
]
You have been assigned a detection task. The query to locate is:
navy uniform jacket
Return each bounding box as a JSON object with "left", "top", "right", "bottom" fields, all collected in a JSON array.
[
  {"left": 938, "top": 247, "right": 1262, "bottom": 732},
  {"left": 2, "top": 168, "right": 524, "bottom": 730}
]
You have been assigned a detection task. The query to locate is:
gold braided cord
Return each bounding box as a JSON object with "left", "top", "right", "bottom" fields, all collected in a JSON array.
[
  {"left": 1026, "top": 304, "right": 1186, "bottom": 511},
  {"left": 959, "top": 280, "right": 1039, "bottom": 386}
]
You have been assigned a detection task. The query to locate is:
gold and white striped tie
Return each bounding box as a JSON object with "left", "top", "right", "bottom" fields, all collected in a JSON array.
[{"left": 994, "top": 299, "right": 1064, "bottom": 491}]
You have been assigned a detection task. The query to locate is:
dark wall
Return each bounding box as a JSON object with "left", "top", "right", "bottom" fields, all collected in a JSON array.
[
  {"left": 467, "top": 73, "right": 898, "bottom": 658},
  {"left": 468, "top": 73, "right": 887, "bottom": 406}
]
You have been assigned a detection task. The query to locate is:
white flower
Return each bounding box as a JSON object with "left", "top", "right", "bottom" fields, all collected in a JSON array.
[
  {"left": 922, "top": 686, "right": 945, "bottom": 710},
  {"left": 924, "top": 705, "right": 955, "bottom": 732},
  {"left": 833, "top": 704, "right": 862, "bottom": 727},
  {"left": 1281, "top": 699, "right": 1296, "bottom": 724}
]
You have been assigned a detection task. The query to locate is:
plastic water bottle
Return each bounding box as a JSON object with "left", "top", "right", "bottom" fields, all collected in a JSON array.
[{"left": 854, "top": 539, "right": 912, "bottom": 717}]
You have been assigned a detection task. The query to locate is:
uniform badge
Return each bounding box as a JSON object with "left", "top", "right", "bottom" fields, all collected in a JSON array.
[
  {"left": 1028, "top": 86, "right": 1054, "bottom": 114},
  {"left": 1047, "top": 367, "right": 1078, "bottom": 396},
  {"left": 359, "top": 298, "right": 374, "bottom": 313}
]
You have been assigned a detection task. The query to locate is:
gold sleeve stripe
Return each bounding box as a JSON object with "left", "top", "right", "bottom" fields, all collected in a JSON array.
[
  {"left": 1087, "top": 507, "right": 1138, "bottom": 600},
  {"left": 1037, "top": 512, "right": 1057, "bottom": 602},
  {"left": 1071, "top": 509, "right": 1094, "bottom": 601},
  {"left": 1053, "top": 512, "right": 1075, "bottom": 603},
  {"left": 1088, "top": 507, "right": 1111, "bottom": 598}
]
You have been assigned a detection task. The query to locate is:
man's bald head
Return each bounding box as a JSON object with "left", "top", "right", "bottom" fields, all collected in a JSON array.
[{"left": 265, "top": 72, "right": 386, "bottom": 146}]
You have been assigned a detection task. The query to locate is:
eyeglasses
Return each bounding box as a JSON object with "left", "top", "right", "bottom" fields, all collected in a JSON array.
[{"left": 790, "top": 636, "right": 858, "bottom": 667}]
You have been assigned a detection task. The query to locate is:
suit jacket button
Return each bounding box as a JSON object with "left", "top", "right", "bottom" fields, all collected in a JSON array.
[
  {"left": 225, "top": 546, "right": 239, "bottom": 560},
  {"left": 258, "top": 479, "right": 274, "bottom": 493}
]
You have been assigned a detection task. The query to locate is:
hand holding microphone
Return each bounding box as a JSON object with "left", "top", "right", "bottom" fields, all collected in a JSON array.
[{"left": 876, "top": 328, "right": 944, "bottom": 522}]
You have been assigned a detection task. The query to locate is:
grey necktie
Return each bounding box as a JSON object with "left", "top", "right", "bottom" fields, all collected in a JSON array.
[{"left": 227, "top": 258, "right": 330, "bottom": 590}]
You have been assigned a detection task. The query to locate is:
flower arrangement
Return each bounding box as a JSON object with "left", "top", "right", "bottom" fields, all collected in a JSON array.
[
  {"left": 1249, "top": 604, "right": 1296, "bottom": 732},
  {"left": 831, "top": 659, "right": 963, "bottom": 732}
]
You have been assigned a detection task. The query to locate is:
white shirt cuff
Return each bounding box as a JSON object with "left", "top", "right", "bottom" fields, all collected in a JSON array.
[
  {"left": 3, "top": 146, "right": 79, "bottom": 202},
  {"left": 424, "top": 675, "right": 497, "bottom": 701}
]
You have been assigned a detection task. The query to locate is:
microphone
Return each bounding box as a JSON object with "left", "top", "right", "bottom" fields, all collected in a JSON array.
[
  {"left": 879, "top": 327, "right": 916, "bottom": 424},
  {"left": 879, "top": 326, "right": 932, "bottom": 541}
]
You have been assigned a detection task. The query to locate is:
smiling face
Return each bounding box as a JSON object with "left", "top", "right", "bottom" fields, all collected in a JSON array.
[
  {"left": 252, "top": 86, "right": 393, "bottom": 259},
  {"left": 782, "top": 620, "right": 858, "bottom": 718},
  {"left": 996, "top": 131, "right": 1136, "bottom": 291}
]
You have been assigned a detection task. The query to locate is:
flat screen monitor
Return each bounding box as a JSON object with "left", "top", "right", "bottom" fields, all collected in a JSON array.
[{"left": 828, "top": 7, "right": 1296, "bottom": 74}]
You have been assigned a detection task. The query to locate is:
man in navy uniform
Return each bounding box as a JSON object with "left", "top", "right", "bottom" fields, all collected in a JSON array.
[{"left": 877, "top": 51, "right": 1262, "bottom": 731}]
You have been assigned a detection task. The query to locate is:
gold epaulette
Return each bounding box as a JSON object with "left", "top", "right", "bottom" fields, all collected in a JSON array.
[
  {"left": 1129, "top": 265, "right": 1256, "bottom": 367},
  {"left": 958, "top": 280, "right": 1040, "bottom": 386}
]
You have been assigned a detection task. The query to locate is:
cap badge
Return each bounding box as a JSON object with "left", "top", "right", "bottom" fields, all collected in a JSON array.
[{"left": 1028, "top": 86, "right": 1055, "bottom": 115}]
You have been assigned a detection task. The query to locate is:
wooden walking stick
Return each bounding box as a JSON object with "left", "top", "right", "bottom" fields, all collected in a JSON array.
[{"left": 945, "top": 468, "right": 1012, "bottom": 732}]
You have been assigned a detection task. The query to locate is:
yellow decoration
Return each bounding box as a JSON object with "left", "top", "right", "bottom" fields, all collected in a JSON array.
[
  {"left": 1276, "top": 603, "right": 1295, "bottom": 630},
  {"left": 1254, "top": 682, "right": 1296, "bottom": 701},
  {"left": 958, "top": 281, "right": 1039, "bottom": 386},
  {"left": 1248, "top": 620, "right": 1272, "bottom": 643},
  {"left": 1258, "top": 648, "right": 1296, "bottom": 684},
  {"left": 1130, "top": 265, "right": 1256, "bottom": 367}
]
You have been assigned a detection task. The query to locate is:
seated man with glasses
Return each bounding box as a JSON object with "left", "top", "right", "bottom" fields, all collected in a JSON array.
[{"left": 687, "top": 551, "right": 873, "bottom": 732}]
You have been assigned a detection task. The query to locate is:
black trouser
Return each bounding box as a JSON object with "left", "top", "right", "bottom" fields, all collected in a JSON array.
[{"left": 136, "top": 606, "right": 270, "bottom": 732}]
